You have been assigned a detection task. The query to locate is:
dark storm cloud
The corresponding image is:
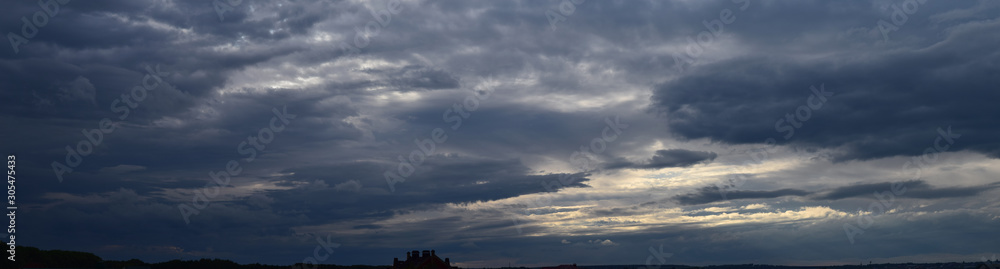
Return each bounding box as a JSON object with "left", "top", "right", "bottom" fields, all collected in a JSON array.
[
  {"left": 815, "top": 180, "right": 1000, "bottom": 200},
  {"left": 353, "top": 224, "right": 382, "bottom": 230},
  {"left": 650, "top": 1, "right": 1000, "bottom": 161},
  {"left": 583, "top": 206, "right": 645, "bottom": 218},
  {"left": 271, "top": 156, "right": 590, "bottom": 216},
  {"left": 0, "top": 0, "right": 311, "bottom": 123},
  {"left": 359, "top": 65, "right": 461, "bottom": 91},
  {"left": 906, "top": 184, "right": 1000, "bottom": 199},
  {"left": 605, "top": 149, "right": 717, "bottom": 170},
  {"left": 673, "top": 185, "right": 810, "bottom": 205},
  {"left": 815, "top": 180, "right": 926, "bottom": 200},
  {"left": 675, "top": 180, "right": 1000, "bottom": 205},
  {"left": 2, "top": 0, "right": 999, "bottom": 266},
  {"left": 370, "top": 96, "right": 648, "bottom": 163}
]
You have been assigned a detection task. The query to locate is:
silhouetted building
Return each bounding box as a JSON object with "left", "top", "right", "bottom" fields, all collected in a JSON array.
[
  {"left": 393, "top": 250, "right": 453, "bottom": 269},
  {"left": 543, "top": 264, "right": 579, "bottom": 269}
]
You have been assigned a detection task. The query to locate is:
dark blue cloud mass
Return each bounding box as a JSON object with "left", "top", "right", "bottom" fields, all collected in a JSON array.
[{"left": 1, "top": 0, "right": 999, "bottom": 267}]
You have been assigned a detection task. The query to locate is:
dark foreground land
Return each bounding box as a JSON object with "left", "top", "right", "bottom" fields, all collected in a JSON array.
[{"left": 4, "top": 246, "right": 996, "bottom": 269}]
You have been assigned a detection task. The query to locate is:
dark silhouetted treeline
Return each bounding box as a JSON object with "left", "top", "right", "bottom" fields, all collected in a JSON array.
[
  {"left": 3, "top": 246, "right": 392, "bottom": 269},
  {"left": 4, "top": 246, "right": 992, "bottom": 269},
  {"left": 4, "top": 246, "right": 102, "bottom": 268}
]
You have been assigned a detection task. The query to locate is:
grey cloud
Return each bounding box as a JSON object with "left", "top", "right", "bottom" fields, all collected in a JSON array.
[
  {"left": 674, "top": 186, "right": 810, "bottom": 206},
  {"left": 606, "top": 149, "right": 717, "bottom": 170},
  {"left": 360, "top": 65, "right": 461, "bottom": 91},
  {"left": 814, "top": 180, "right": 925, "bottom": 200},
  {"left": 56, "top": 76, "right": 97, "bottom": 105},
  {"left": 333, "top": 180, "right": 363, "bottom": 192},
  {"left": 98, "top": 164, "right": 147, "bottom": 174},
  {"left": 815, "top": 180, "right": 1000, "bottom": 200},
  {"left": 650, "top": 9, "right": 1000, "bottom": 161},
  {"left": 675, "top": 180, "right": 1000, "bottom": 206}
]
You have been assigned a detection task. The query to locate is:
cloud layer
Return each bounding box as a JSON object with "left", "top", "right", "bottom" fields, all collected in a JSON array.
[{"left": 1, "top": 0, "right": 999, "bottom": 266}]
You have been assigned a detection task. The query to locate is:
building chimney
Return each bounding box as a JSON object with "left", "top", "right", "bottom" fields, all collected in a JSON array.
[
  {"left": 394, "top": 258, "right": 399, "bottom": 264},
  {"left": 445, "top": 258, "right": 450, "bottom": 265},
  {"left": 406, "top": 252, "right": 410, "bottom": 259},
  {"left": 422, "top": 250, "right": 430, "bottom": 257},
  {"left": 412, "top": 250, "right": 420, "bottom": 258},
  {"left": 431, "top": 250, "right": 436, "bottom": 256}
]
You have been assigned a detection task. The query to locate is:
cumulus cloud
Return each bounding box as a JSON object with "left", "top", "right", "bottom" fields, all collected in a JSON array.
[
  {"left": 588, "top": 239, "right": 619, "bottom": 246},
  {"left": 57, "top": 76, "right": 97, "bottom": 105},
  {"left": 333, "top": 180, "right": 363, "bottom": 192}
]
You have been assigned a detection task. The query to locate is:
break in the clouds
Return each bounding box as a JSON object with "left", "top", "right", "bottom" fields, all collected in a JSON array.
[{"left": 1, "top": 0, "right": 999, "bottom": 266}]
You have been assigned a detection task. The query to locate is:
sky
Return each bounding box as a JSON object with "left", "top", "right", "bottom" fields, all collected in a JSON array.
[{"left": 1, "top": 0, "right": 999, "bottom": 267}]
